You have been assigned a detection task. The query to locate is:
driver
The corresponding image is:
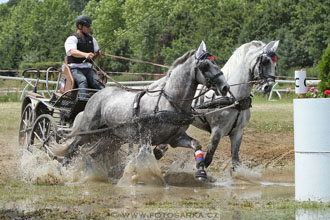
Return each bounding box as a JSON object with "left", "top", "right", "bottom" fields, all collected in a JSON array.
[{"left": 64, "top": 15, "right": 105, "bottom": 98}]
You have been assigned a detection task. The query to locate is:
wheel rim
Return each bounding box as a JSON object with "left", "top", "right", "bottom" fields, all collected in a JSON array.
[
  {"left": 29, "top": 115, "right": 58, "bottom": 158},
  {"left": 19, "top": 104, "right": 34, "bottom": 147}
]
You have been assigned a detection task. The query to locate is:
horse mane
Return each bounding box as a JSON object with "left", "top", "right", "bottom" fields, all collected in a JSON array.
[
  {"left": 148, "top": 49, "right": 196, "bottom": 90},
  {"left": 167, "top": 49, "right": 196, "bottom": 76},
  {"left": 148, "top": 50, "right": 196, "bottom": 90},
  {"left": 222, "top": 40, "right": 265, "bottom": 79}
]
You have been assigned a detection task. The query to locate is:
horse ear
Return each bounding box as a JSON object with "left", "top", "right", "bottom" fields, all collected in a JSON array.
[
  {"left": 263, "top": 40, "right": 280, "bottom": 53},
  {"left": 271, "top": 40, "right": 280, "bottom": 52},
  {"left": 195, "top": 40, "right": 207, "bottom": 59}
]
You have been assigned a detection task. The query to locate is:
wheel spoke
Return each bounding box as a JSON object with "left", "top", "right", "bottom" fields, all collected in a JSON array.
[
  {"left": 27, "top": 114, "right": 59, "bottom": 158},
  {"left": 43, "top": 143, "right": 55, "bottom": 157},
  {"left": 29, "top": 143, "right": 43, "bottom": 149},
  {"left": 22, "top": 119, "right": 28, "bottom": 127},
  {"left": 38, "top": 121, "right": 45, "bottom": 139},
  {"left": 33, "top": 131, "right": 43, "bottom": 143}
]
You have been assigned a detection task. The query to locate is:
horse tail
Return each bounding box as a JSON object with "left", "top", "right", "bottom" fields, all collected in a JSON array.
[{"left": 70, "top": 111, "right": 84, "bottom": 136}]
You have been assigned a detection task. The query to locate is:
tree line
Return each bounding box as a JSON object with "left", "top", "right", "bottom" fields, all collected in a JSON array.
[{"left": 0, "top": 0, "right": 330, "bottom": 79}]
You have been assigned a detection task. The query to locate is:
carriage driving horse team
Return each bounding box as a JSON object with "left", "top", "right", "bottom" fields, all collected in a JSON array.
[{"left": 21, "top": 14, "right": 279, "bottom": 181}]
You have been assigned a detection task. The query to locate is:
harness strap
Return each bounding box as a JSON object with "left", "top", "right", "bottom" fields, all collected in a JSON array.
[
  {"left": 133, "top": 91, "right": 146, "bottom": 118},
  {"left": 191, "top": 106, "right": 211, "bottom": 133},
  {"left": 228, "top": 110, "right": 241, "bottom": 135},
  {"left": 162, "top": 92, "right": 186, "bottom": 113}
]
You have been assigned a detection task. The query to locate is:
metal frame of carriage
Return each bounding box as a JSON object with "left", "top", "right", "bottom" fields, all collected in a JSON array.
[{"left": 18, "top": 58, "right": 102, "bottom": 160}]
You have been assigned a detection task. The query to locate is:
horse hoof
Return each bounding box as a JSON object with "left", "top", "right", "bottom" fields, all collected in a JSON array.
[
  {"left": 153, "top": 148, "right": 164, "bottom": 160},
  {"left": 195, "top": 169, "right": 207, "bottom": 180}
]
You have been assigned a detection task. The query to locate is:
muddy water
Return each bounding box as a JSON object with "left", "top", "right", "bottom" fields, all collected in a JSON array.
[{"left": 2, "top": 145, "right": 330, "bottom": 219}]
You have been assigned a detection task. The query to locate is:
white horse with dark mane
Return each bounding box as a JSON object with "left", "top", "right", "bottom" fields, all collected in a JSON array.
[
  {"left": 64, "top": 41, "right": 229, "bottom": 179},
  {"left": 154, "top": 40, "right": 279, "bottom": 171}
]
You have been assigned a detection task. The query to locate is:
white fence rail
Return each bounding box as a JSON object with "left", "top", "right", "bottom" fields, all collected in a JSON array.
[
  {"left": 0, "top": 75, "right": 321, "bottom": 101},
  {"left": 268, "top": 79, "right": 321, "bottom": 101}
]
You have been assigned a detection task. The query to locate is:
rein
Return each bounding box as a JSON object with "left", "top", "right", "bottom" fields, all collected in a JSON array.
[
  {"left": 104, "top": 53, "right": 170, "bottom": 69},
  {"left": 92, "top": 59, "right": 163, "bottom": 93},
  {"left": 91, "top": 59, "right": 216, "bottom": 102}
]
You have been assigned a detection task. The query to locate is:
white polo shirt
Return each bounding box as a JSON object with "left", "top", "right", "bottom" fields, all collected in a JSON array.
[{"left": 64, "top": 35, "right": 100, "bottom": 68}]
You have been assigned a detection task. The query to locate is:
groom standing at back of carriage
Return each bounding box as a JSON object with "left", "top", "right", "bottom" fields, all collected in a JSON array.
[{"left": 64, "top": 15, "right": 105, "bottom": 98}]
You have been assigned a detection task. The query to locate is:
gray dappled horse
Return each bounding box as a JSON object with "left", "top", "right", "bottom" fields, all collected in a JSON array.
[
  {"left": 65, "top": 41, "right": 229, "bottom": 179},
  {"left": 154, "top": 40, "right": 279, "bottom": 171}
]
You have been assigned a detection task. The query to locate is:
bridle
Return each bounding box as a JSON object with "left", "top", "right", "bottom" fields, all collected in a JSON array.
[
  {"left": 250, "top": 51, "right": 277, "bottom": 85},
  {"left": 195, "top": 52, "right": 224, "bottom": 89}
]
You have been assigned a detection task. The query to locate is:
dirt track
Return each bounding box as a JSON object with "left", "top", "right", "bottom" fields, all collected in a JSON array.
[{"left": 157, "top": 126, "right": 294, "bottom": 175}]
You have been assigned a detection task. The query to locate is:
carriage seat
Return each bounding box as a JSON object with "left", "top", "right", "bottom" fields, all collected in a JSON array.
[{"left": 60, "top": 56, "right": 76, "bottom": 93}]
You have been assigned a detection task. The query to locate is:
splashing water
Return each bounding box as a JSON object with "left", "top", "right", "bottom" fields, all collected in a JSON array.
[
  {"left": 19, "top": 149, "right": 65, "bottom": 185},
  {"left": 118, "top": 143, "right": 165, "bottom": 186},
  {"left": 18, "top": 143, "right": 128, "bottom": 185},
  {"left": 164, "top": 153, "right": 216, "bottom": 187},
  {"left": 231, "top": 165, "right": 262, "bottom": 184}
]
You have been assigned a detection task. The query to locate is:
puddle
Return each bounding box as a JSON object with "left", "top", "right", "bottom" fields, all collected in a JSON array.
[
  {"left": 7, "top": 142, "right": 330, "bottom": 219},
  {"left": 296, "top": 209, "right": 330, "bottom": 220}
]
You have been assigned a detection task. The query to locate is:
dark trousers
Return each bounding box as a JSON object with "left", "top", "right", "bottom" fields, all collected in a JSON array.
[{"left": 71, "top": 68, "right": 105, "bottom": 98}]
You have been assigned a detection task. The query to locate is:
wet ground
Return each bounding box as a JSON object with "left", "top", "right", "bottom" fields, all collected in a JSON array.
[
  {"left": 1, "top": 102, "right": 330, "bottom": 219},
  {"left": 2, "top": 147, "right": 330, "bottom": 220},
  {"left": 1, "top": 167, "right": 298, "bottom": 219}
]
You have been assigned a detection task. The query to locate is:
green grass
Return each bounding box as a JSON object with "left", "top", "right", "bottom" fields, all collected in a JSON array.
[
  {"left": 249, "top": 94, "right": 294, "bottom": 133},
  {"left": 0, "top": 102, "right": 21, "bottom": 133}
]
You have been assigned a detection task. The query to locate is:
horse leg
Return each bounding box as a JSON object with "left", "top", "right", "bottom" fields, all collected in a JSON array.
[
  {"left": 153, "top": 144, "right": 168, "bottom": 160},
  {"left": 229, "top": 129, "right": 243, "bottom": 170},
  {"left": 169, "top": 132, "right": 207, "bottom": 179},
  {"left": 205, "top": 127, "right": 223, "bottom": 168},
  {"left": 64, "top": 135, "right": 89, "bottom": 161}
]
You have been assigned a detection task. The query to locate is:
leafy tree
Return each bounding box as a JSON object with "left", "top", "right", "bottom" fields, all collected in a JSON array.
[
  {"left": 7, "top": 0, "right": 20, "bottom": 7},
  {"left": 68, "top": 0, "right": 90, "bottom": 13},
  {"left": 0, "top": 0, "right": 75, "bottom": 68},
  {"left": 290, "top": 0, "right": 330, "bottom": 67},
  {"left": 318, "top": 44, "right": 330, "bottom": 91},
  {"left": 0, "top": 0, "right": 36, "bottom": 69},
  {"left": 84, "top": 0, "right": 128, "bottom": 71},
  {"left": 1, "top": 0, "right": 330, "bottom": 78},
  {"left": 121, "top": 0, "right": 173, "bottom": 73}
]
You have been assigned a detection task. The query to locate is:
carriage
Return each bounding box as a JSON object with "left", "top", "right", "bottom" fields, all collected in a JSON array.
[
  {"left": 17, "top": 40, "right": 278, "bottom": 179},
  {"left": 18, "top": 58, "right": 103, "bottom": 161}
]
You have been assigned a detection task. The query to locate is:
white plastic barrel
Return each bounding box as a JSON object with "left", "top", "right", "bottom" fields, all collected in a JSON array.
[{"left": 294, "top": 98, "right": 330, "bottom": 202}]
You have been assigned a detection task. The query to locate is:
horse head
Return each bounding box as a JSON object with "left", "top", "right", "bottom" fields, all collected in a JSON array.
[
  {"left": 195, "top": 41, "right": 230, "bottom": 96},
  {"left": 251, "top": 40, "right": 279, "bottom": 94}
]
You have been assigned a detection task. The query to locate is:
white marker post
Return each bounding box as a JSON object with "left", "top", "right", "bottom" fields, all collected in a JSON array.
[{"left": 295, "top": 70, "right": 307, "bottom": 98}]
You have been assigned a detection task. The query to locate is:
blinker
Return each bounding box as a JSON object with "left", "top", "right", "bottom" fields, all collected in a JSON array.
[
  {"left": 266, "top": 51, "right": 277, "bottom": 63},
  {"left": 198, "top": 52, "right": 215, "bottom": 61}
]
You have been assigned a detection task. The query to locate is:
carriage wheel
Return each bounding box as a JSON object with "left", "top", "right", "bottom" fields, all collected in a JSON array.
[
  {"left": 29, "top": 114, "right": 59, "bottom": 159},
  {"left": 18, "top": 104, "right": 35, "bottom": 147}
]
